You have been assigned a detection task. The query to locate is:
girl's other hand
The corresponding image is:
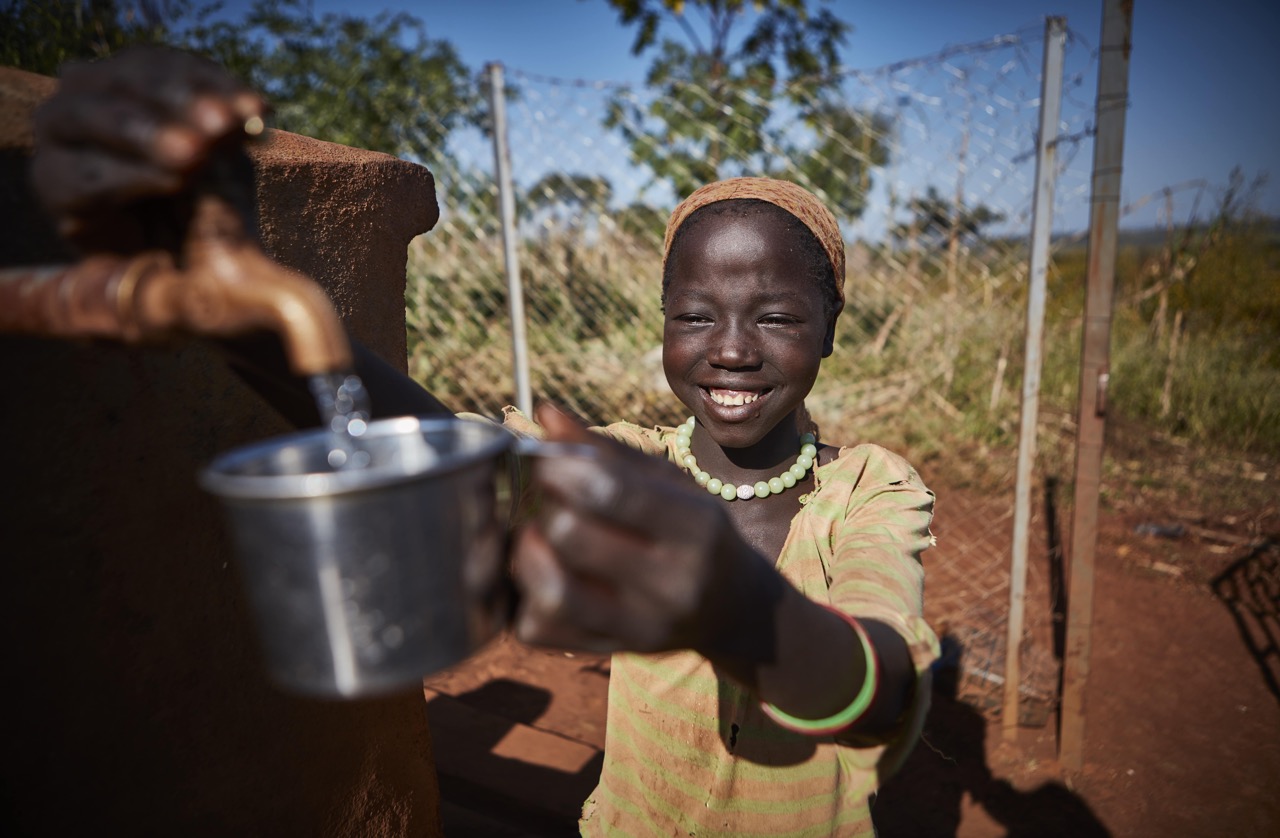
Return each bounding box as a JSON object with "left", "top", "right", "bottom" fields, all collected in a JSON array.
[
  {"left": 510, "top": 404, "right": 782, "bottom": 655},
  {"left": 31, "top": 46, "right": 266, "bottom": 249}
]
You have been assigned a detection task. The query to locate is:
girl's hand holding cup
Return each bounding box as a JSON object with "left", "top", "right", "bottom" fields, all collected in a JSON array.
[{"left": 511, "top": 404, "right": 782, "bottom": 658}]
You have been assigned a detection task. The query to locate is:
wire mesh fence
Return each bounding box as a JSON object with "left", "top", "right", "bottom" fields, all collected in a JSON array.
[
  {"left": 408, "top": 22, "right": 1097, "bottom": 427},
  {"left": 405, "top": 21, "right": 1101, "bottom": 719}
]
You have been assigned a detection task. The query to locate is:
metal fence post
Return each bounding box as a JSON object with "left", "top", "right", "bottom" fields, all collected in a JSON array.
[
  {"left": 1060, "top": 0, "right": 1135, "bottom": 772},
  {"left": 486, "top": 61, "right": 533, "bottom": 416},
  {"left": 1004, "top": 14, "right": 1067, "bottom": 742}
]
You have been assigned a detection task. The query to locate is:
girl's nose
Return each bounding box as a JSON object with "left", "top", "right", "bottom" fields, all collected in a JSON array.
[{"left": 706, "top": 324, "right": 761, "bottom": 369}]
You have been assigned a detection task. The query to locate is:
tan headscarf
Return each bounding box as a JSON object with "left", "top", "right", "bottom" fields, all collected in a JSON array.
[{"left": 662, "top": 177, "right": 846, "bottom": 303}]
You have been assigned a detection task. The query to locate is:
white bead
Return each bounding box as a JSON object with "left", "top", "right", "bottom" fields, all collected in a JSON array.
[{"left": 736, "top": 483, "right": 755, "bottom": 500}]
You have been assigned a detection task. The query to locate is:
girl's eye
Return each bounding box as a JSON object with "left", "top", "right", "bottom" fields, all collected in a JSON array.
[
  {"left": 675, "top": 313, "right": 711, "bottom": 324},
  {"left": 760, "top": 314, "right": 800, "bottom": 326}
]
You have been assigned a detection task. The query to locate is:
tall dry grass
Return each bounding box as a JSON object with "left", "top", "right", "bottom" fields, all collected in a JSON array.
[{"left": 404, "top": 220, "right": 1280, "bottom": 486}]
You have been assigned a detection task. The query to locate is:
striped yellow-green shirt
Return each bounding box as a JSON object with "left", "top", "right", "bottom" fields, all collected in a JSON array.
[{"left": 492, "top": 410, "right": 939, "bottom": 837}]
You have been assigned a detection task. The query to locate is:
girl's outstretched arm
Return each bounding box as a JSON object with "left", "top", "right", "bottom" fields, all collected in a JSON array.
[{"left": 513, "top": 404, "right": 920, "bottom": 735}]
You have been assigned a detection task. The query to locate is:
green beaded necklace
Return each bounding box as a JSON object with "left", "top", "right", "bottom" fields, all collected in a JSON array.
[{"left": 674, "top": 416, "right": 817, "bottom": 501}]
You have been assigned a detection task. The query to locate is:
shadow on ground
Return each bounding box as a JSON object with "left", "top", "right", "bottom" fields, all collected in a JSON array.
[
  {"left": 874, "top": 651, "right": 1111, "bottom": 838},
  {"left": 1212, "top": 540, "right": 1280, "bottom": 703},
  {"left": 427, "top": 678, "right": 602, "bottom": 837}
]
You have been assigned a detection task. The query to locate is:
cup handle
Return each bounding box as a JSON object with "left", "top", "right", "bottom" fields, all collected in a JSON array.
[{"left": 512, "top": 437, "right": 599, "bottom": 461}]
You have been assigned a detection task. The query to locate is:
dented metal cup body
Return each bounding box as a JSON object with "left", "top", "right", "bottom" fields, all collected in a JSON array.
[{"left": 200, "top": 416, "right": 520, "bottom": 698}]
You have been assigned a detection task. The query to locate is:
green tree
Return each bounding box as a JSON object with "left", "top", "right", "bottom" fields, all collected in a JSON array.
[
  {"left": 1, "top": 0, "right": 200, "bottom": 75},
  {"left": 523, "top": 172, "right": 614, "bottom": 229},
  {"left": 610, "top": 201, "right": 669, "bottom": 240},
  {"left": 597, "top": 0, "right": 887, "bottom": 222},
  {"left": 3, "top": 0, "right": 483, "bottom": 164},
  {"left": 184, "top": 0, "right": 480, "bottom": 158},
  {"left": 892, "top": 186, "right": 1005, "bottom": 247}
]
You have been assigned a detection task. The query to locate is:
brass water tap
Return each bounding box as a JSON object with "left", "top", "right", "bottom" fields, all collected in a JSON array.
[{"left": 0, "top": 194, "right": 354, "bottom": 376}]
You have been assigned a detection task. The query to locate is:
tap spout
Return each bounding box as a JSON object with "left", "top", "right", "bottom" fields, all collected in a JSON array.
[
  {"left": 0, "top": 195, "right": 353, "bottom": 377},
  {"left": 147, "top": 194, "right": 355, "bottom": 376}
]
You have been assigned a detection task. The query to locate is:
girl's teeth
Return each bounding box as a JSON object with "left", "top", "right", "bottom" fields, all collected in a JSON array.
[{"left": 710, "top": 390, "right": 759, "bottom": 406}]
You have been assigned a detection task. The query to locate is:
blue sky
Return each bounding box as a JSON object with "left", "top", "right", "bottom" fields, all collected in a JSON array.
[{"left": 218, "top": 0, "right": 1280, "bottom": 231}]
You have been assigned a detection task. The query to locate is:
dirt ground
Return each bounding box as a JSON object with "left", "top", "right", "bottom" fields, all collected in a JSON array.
[{"left": 424, "top": 429, "right": 1280, "bottom": 837}]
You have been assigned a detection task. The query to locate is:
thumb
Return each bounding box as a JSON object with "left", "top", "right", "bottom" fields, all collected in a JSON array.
[{"left": 535, "top": 401, "right": 593, "bottom": 443}]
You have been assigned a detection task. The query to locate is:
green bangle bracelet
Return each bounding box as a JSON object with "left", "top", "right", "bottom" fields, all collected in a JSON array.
[{"left": 760, "top": 604, "right": 880, "bottom": 735}]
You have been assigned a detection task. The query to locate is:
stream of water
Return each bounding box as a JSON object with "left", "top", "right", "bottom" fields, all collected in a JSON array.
[{"left": 308, "top": 372, "right": 373, "bottom": 470}]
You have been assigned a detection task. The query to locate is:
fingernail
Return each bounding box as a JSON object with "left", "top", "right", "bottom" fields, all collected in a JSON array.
[
  {"left": 534, "top": 402, "right": 562, "bottom": 425},
  {"left": 189, "top": 97, "right": 233, "bottom": 136},
  {"left": 533, "top": 567, "right": 564, "bottom": 613},
  {"left": 514, "top": 612, "right": 539, "bottom": 644},
  {"left": 522, "top": 549, "right": 566, "bottom": 616},
  {"left": 547, "top": 457, "right": 617, "bottom": 507},
  {"left": 544, "top": 508, "right": 574, "bottom": 545}
]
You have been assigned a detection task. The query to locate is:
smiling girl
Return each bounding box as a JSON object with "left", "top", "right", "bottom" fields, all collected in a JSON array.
[
  {"left": 511, "top": 179, "right": 940, "bottom": 836},
  {"left": 31, "top": 49, "right": 939, "bottom": 837}
]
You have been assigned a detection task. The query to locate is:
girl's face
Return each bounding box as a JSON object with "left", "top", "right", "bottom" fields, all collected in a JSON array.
[{"left": 662, "top": 210, "right": 840, "bottom": 451}]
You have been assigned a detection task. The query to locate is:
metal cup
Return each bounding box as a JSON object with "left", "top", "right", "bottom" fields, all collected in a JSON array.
[{"left": 200, "top": 415, "right": 523, "bottom": 698}]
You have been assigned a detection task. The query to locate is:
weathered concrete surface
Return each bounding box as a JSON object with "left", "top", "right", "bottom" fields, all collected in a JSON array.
[
  {"left": 0, "top": 66, "right": 443, "bottom": 835},
  {"left": 252, "top": 128, "right": 439, "bottom": 369}
]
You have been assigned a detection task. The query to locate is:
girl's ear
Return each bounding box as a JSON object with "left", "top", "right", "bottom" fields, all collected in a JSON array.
[{"left": 821, "top": 299, "right": 844, "bottom": 358}]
